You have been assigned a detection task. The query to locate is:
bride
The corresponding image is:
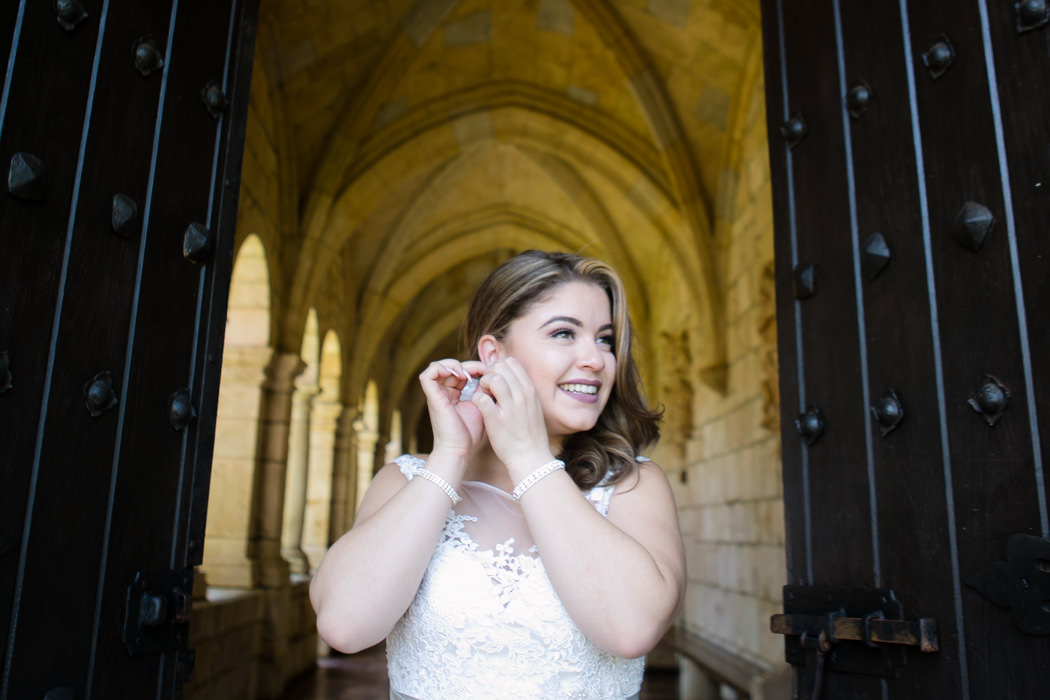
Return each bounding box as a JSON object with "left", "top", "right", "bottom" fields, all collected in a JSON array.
[{"left": 310, "top": 250, "right": 686, "bottom": 699}]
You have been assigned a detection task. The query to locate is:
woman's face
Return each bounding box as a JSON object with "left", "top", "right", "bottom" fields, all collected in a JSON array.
[{"left": 496, "top": 281, "right": 617, "bottom": 442}]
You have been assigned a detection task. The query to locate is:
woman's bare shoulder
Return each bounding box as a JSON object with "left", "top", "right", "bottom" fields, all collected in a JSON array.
[{"left": 353, "top": 454, "right": 430, "bottom": 524}]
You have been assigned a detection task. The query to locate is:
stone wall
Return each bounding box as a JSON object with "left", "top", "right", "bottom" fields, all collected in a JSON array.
[
  {"left": 185, "top": 580, "right": 317, "bottom": 699},
  {"left": 668, "top": 55, "right": 787, "bottom": 692}
]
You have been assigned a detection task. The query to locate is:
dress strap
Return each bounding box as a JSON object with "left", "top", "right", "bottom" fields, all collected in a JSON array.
[
  {"left": 584, "top": 484, "right": 615, "bottom": 516},
  {"left": 395, "top": 454, "right": 426, "bottom": 479},
  {"left": 585, "top": 455, "right": 649, "bottom": 516}
]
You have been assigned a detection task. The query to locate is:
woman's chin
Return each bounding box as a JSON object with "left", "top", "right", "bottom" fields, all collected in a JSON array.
[{"left": 547, "top": 416, "right": 600, "bottom": 438}]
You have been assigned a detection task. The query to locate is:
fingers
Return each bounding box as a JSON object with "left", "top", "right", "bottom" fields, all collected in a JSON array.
[
  {"left": 470, "top": 358, "right": 540, "bottom": 425},
  {"left": 420, "top": 359, "right": 493, "bottom": 406},
  {"left": 420, "top": 359, "right": 467, "bottom": 383},
  {"left": 476, "top": 358, "right": 530, "bottom": 405}
]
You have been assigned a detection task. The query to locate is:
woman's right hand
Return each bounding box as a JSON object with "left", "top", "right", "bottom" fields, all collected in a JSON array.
[{"left": 418, "top": 359, "right": 487, "bottom": 457}]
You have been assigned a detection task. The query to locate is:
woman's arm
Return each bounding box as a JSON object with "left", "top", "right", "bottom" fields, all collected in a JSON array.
[
  {"left": 308, "top": 450, "right": 466, "bottom": 653},
  {"left": 516, "top": 460, "right": 685, "bottom": 659},
  {"left": 310, "top": 358, "right": 484, "bottom": 653}
]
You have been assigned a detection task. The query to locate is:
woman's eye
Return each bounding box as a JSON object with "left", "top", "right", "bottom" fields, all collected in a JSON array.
[
  {"left": 597, "top": 335, "right": 614, "bottom": 348},
  {"left": 552, "top": 328, "right": 574, "bottom": 339}
]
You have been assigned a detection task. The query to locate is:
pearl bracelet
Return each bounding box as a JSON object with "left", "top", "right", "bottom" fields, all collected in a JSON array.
[
  {"left": 512, "top": 459, "right": 566, "bottom": 501},
  {"left": 415, "top": 468, "right": 462, "bottom": 505}
]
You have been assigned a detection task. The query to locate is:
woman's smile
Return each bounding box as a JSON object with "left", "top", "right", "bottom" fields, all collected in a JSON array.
[{"left": 558, "top": 380, "right": 601, "bottom": 403}]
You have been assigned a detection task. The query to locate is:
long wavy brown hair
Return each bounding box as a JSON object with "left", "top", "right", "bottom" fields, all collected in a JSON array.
[{"left": 462, "top": 250, "right": 662, "bottom": 488}]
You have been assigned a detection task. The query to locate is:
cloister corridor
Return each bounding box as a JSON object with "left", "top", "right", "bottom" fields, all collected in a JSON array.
[{"left": 182, "top": 1, "right": 788, "bottom": 698}]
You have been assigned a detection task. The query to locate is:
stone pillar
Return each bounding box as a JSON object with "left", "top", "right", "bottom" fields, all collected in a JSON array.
[
  {"left": 281, "top": 381, "right": 319, "bottom": 575},
  {"left": 372, "top": 432, "right": 390, "bottom": 486},
  {"left": 354, "top": 416, "right": 379, "bottom": 511},
  {"left": 679, "top": 657, "right": 721, "bottom": 700},
  {"left": 328, "top": 407, "right": 356, "bottom": 541},
  {"left": 301, "top": 397, "right": 342, "bottom": 570},
  {"left": 202, "top": 345, "right": 271, "bottom": 588},
  {"left": 249, "top": 350, "right": 304, "bottom": 585},
  {"left": 383, "top": 410, "right": 403, "bottom": 465},
  {"left": 249, "top": 350, "right": 303, "bottom": 697}
]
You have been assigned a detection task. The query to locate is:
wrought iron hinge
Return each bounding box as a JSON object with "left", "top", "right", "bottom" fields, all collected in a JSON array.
[
  {"left": 124, "top": 568, "right": 193, "bottom": 656},
  {"left": 771, "top": 586, "right": 938, "bottom": 699},
  {"left": 967, "top": 533, "right": 1050, "bottom": 635}
]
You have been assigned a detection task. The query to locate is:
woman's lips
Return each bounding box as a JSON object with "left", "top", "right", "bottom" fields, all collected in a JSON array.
[{"left": 558, "top": 382, "right": 601, "bottom": 403}]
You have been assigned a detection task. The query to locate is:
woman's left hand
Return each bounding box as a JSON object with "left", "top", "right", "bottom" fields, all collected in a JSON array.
[{"left": 471, "top": 358, "right": 555, "bottom": 479}]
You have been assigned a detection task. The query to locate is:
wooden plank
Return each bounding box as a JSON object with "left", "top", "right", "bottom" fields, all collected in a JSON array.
[
  {"left": 760, "top": 0, "right": 808, "bottom": 589},
  {"left": 905, "top": 2, "right": 1050, "bottom": 698},
  {"left": 834, "top": 2, "right": 966, "bottom": 696},
  {"left": 778, "top": 0, "right": 876, "bottom": 589},
  {"left": 986, "top": 0, "right": 1050, "bottom": 542},
  {"left": 0, "top": 2, "right": 103, "bottom": 692},
  {"left": 88, "top": 0, "right": 238, "bottom": 691},
  {"left": 763, "top": 1, "right": 880, "bottom": 696}
]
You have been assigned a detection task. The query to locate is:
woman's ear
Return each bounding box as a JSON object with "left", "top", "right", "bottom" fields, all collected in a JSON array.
[{"left": 477, "top": 334, "right": 503, "bottom": 366}]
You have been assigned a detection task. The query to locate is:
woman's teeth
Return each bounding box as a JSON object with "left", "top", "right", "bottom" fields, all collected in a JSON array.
[{"left": 560, "top": 383, "right": 597, "bottom": 395}]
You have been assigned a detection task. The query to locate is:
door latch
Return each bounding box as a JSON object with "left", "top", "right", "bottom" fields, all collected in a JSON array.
[
  {"left": 770, "top": 586, "right": 938, "bottom": 699},
  {"left": 124, "top": 568, "right": 193, "bottom": 656}
]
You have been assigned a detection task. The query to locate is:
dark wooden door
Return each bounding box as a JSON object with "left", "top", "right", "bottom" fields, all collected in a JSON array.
[
  {"left": 0, "top": 1, "right": 258, "bottom": 698},
  {"left": 762, "top": 1, "right": 1050, "bottom": 698}
]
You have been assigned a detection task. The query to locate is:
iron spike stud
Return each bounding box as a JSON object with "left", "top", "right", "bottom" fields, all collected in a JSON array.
[
  {"left": 871, "top": 389, "right": 904, "bottom": 436},
  {"left": 846, "top": 80, "right": 874, "bottom": 119},
  {"left": 84, "top": 372, "right": 118, "bottom": 417},
  {"left": 953, "top": 201, "right": 995, "bottom": 251},
  {"left": 183, "top": 222, "right": 213, "bottom": 263},
  {"left": 112, "top": 194, "right": 139, "bottom": 237},
  {"left": 793, "top": 263, "right": 816, "bottom": 299},
  {"left": 795, "top": 404, "right": 825, "bottom": 446},
  {"left": 1016, "top": 0, "right": 1049, "bottom": 33},
  {"left": 922, "top": 35, "right": 955, "bottom": 79},
  {"left": 862, "top": 233, "right": 891, "bottom": 279},
  {"left": 968, "top": 375, "right": 1009, "bottom": 426},
  {"left": 168, "top": 388, "right": 197, "bottom": 431},
  {"left": 780, "top": 113, "right": 807, "bottom": 149},
  {"left": 8, "top": 152, "right": 45, "bottom": 200},
  {"left": 54, "top": 0, "right": 88, "bottom": 30},
  {"left": 133, "top": 36, "right": 164, "bottom": 77},
  {"left": 201, "top": 80, "right": 227, "bottom": 119}
]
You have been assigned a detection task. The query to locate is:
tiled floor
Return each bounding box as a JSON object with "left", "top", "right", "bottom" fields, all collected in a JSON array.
[{"left": 280, "top": 642, "right": 680, "bottom": 699}]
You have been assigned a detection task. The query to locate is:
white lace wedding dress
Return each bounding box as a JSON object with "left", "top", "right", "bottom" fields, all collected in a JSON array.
[{"left": 386, "top": 455, "right": 645, "bottom": 699}]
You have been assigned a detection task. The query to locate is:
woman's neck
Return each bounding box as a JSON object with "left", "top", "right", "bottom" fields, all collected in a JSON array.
[{"left": 462, "top": 442, "right": 512, "bottom": 490}]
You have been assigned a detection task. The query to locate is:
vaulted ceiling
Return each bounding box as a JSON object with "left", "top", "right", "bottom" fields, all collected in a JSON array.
[{"left": 241, "top": 0, "right": 765, "bottom": 435}]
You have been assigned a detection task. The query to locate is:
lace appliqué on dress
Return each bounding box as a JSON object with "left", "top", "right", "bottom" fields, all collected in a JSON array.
[{"left": 388, "top": 455, "right": 644, "bottom": 699}]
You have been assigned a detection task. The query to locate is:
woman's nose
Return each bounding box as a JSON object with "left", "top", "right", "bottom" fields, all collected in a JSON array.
[{"left": 577, "top": 341, "right": 605, "bottom": 370}]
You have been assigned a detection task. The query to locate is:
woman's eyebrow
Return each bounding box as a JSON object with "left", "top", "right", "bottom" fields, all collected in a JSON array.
[
  {"left": 538, "top": 317, "right": 614, "bottom": 334},
  {"left": 540, "top": 315, "right": 582, "bottom": 328}
]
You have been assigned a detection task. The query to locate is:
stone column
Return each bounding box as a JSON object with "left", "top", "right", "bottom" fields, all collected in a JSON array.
[
  {"left": 281, "top": 381, "right": 319, "bottom": 576},
  {"left": 249, "top": 350, "right": 304, "bottom": 586},
  {"left": 249, "top": 350, "right": 303, "bottom": 697},
  {"left": 679, "top": 657, "right": 721, "bottom": 700},
  {"left": 354, "top": 416, "right": 379, "bottom": 511},
  {"left": 328, "top": 407, "right": 356, "bottom": 541},
  {"left": 301, "top": 397, "right": 342, "bottom": 570},
  {"left": 202, "top": 344, "right": 271, "bottom": 588}
]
